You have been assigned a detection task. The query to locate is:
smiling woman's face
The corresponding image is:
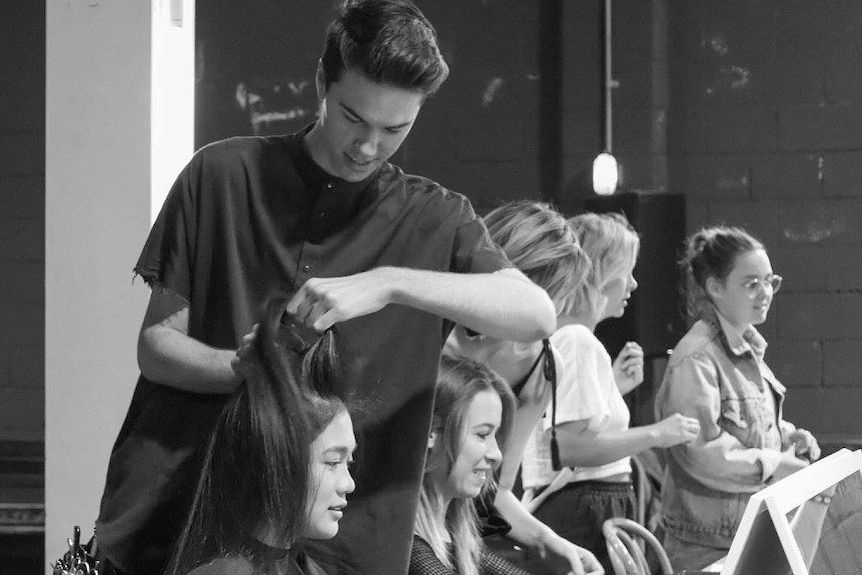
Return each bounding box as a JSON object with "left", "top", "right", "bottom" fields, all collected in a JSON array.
[
  {"left": 434, "top": 390, "right": 503, "bottom": 501},
  {"left": 303, "top": 409, "right": 356, "bottom": 540},
  {"left": 708, "top": 248, "right": 775, "bottom": 332}
]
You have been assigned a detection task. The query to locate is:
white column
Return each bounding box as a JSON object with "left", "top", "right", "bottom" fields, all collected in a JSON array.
[{"left": 45, "top": 1, "right": 193, "bottom": 570}]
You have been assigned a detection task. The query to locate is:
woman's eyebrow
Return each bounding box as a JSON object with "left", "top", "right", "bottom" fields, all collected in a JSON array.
[{"left": 324, "top": 445, "right": 358, "bottom": 457}]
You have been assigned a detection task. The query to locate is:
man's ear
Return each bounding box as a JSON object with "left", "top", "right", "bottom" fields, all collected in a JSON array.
[{"left": 315, "top": 59, "right": 326, "bottom": 100}]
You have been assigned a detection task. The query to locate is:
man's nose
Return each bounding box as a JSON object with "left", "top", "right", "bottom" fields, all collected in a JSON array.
[{"left": 356, "top": 130, "right": 379, "bottom": 158}]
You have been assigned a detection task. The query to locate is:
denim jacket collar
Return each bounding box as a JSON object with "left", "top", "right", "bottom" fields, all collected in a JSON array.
[{"left": 704, "top": 305, "right": 767, "bottom": 361}]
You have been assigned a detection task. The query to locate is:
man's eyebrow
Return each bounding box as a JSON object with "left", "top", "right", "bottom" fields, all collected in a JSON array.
[{"left": 339, "top": 103, "right": 412, "bottom": 130}]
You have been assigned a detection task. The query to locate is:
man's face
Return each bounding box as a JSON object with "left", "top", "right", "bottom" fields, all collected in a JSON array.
[{"left": 307, "top": 68, "right": 424, "bottom": 182}]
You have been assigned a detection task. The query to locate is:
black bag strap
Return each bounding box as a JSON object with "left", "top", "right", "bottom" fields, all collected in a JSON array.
[
  {"left": 511, "top": 339, "right": 561, "bottom": 471},
  {"left": 511, "top": 344, "right": 545, "bottom": 398},
  {"left": 541, "top": 339, "right": 562, "bottom": 471}
]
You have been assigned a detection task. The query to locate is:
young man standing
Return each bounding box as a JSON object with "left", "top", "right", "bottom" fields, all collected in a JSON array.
[{"left": 95, "top": 2, "right": 560, "bottom": 575}]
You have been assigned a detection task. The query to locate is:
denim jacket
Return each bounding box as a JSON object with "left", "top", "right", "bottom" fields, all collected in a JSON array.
[{"left": 654, "top": 306, "right": 795, "bottom": 548}]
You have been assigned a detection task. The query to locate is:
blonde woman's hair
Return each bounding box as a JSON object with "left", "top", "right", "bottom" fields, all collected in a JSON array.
[
  {"left": 415, "top": 356, "right": 515, "bottom": 575},
  {"left": 568, "top": 212, "right": 640, "bottom": 322},
  {"left": 484, "top": 201, "right": 590, "bottom": 316}
]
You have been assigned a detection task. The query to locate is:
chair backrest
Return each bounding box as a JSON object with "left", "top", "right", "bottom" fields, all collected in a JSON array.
[{"left": 603, "top": 517, "right": 673, "bottom": 575}]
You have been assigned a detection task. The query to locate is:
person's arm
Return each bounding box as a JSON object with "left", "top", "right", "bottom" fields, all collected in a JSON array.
[
  {"left": 137, "top": 289, "right": 243, "bottom": 393},
  {"left": 554, "top": 414, "right": 699, "bottom": 468},
  {"left": 492, "top": 354, "right": 603, "bottom": 575},
  {"left": 493, "top": 490, "right": 603, "bottom": 575},
  {"left": 287, "top": 266, "right": 556, "bottom": 342},
  {"left": 658, "top": 355, "right": 802, "bottom": 492}
]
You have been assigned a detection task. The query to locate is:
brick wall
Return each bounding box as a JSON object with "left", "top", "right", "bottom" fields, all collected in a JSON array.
[
  {"left": 666, "top": 0, "right": 862, "bottom": 442},
  {"left": 172, "top": 1, "right": 862, "bottom": 445},
  {"left": 0, "top": 2, "right": 44, "bottom": 444}
]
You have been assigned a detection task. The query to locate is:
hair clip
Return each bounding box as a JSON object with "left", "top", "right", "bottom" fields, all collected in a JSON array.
[{"left": 279, "top": 312, "right": 321, "bottom": 355}]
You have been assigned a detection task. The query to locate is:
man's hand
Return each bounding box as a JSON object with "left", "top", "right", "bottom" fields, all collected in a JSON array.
[
  {"left": 612, "top": 341, "right": 644, "bottom": 395},
  {"left": 542, "top": 534, "right": 604, "bottom": 575},
  {"left": 287, "top": 268, "right": 398, "bottom": 332},
  {"left": 787, "top": 428, "right": 821, "bottom": 462}
]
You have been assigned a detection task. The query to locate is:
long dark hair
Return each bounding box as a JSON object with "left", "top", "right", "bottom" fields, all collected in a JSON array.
[{"left": 168, "top": 297, "right": 347, "bottom": 574}]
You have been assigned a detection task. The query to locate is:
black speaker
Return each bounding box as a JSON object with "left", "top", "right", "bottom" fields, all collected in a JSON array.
[{"left": 584, "top": 191, "right": 686, "bottom": 360}]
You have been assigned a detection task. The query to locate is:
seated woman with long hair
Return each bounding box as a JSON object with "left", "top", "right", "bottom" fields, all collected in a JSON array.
[
  {"left": 411, "top": 355, "right": 531, "bottom": 575},
  {"left": 167, "top": 297, "right": 356, "bottom": 575}
]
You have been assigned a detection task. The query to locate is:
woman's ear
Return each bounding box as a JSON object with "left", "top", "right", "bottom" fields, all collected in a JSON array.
[
  {"left": 705, "top": 276, "right": 723, "bottom": 300},
  {"left": 427, "top": 430, "right": 439, "bottom": 450}
]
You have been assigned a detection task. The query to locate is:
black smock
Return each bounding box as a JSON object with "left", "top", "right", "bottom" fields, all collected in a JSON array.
[{"left": 95, "top": 128, "right": 511, "bottom": 575}]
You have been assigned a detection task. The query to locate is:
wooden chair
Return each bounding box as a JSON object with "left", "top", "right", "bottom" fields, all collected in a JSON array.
[{"left": 603, "top": 517, "right": 673, "bottom": 575}]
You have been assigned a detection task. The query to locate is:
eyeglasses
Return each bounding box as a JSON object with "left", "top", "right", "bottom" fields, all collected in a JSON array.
[{"left": 742, "top": 274, "right": 782, "bottom": 299}]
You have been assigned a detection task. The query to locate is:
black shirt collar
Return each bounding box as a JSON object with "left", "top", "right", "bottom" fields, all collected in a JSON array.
[{"left": 290, "top": 123, "right": 379, "bottom": 202}]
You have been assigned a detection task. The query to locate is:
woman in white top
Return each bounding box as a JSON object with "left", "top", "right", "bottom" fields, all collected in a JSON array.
[{"left": 520, "top": 213, "right": 700, "bottom": 573}]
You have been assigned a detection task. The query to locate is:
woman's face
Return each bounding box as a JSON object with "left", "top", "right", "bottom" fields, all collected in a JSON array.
[
  {"left": 600, "top": 259, "right": 638, "bottom": 321},
  {"left": 303, "top": 409, "right": 356, "bottom": 540},
  {"left": 709, "top": 248, "right": 776, "bottom": 331},
  {"left": 435, "top": 390, "right": 503, "bottom": 501}
]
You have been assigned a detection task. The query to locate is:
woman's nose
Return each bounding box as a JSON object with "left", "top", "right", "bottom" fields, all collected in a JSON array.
[
  {"left": 341, "top": 468, "right": 356, "bottom": 495},
  {"left": 486, "top": 437, "right": 502, "bottom": 464}
]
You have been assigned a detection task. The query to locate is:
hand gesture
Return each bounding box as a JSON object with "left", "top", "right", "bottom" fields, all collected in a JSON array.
[
  {"left": 544, "top": 535, "right": 604, "bottom": 575},
  {"left": 287, "top": 268, "right": 397, "bottom": 332},
  {"left": 652, "top": 413, "right": 700, "bottom": 448},
  {"left": 612, "top": 341, "right": 644, "bottom": 394},
  {"left": 787, "top": 428, "right": 821, "bottom": 462},
  {"left": 772, "top": 446, "right": 810, "bottom": 482}
]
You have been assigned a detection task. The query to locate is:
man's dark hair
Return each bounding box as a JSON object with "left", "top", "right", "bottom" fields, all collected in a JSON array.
[{"left": 320, "top": 0, "right": 449, "bottom": 96}]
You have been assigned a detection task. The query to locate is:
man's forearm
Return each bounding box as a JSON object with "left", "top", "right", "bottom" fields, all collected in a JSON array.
[
  {"left": 138, "top": 325, "right": 241, "bottom": 394},
  {"left": 389, "top": 267, "right": 556, "bottom": 342}
]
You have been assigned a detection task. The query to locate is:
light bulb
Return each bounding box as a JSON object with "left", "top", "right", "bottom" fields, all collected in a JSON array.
[{"left": 592, "top": 152, "right": 619, "bottom": 195}]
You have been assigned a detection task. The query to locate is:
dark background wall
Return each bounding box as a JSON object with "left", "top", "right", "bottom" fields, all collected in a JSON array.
[
  {"left": 0, "top": 0, "right": 45, "bottom": 484},
  {"left": 1, "top": 1, "right": 45, "bottom": 569},
  {"left": 2, "top": 0, "right": 862, "bottom": 548},
  {"left": 665, "top": 1, "right": 862, "bottom": 444},
  {"left": 196, "top": 0, "right": 862, "bottom": 445}
]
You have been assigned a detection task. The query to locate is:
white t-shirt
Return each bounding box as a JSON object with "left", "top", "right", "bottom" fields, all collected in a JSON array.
[{"left": 521, "top": 324, "right": 632, "bottom": 489}]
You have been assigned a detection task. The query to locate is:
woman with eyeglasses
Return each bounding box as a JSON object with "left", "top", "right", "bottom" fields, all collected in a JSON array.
[{"left": 655, "top": 226, "right": 820, "bottom": 571}]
